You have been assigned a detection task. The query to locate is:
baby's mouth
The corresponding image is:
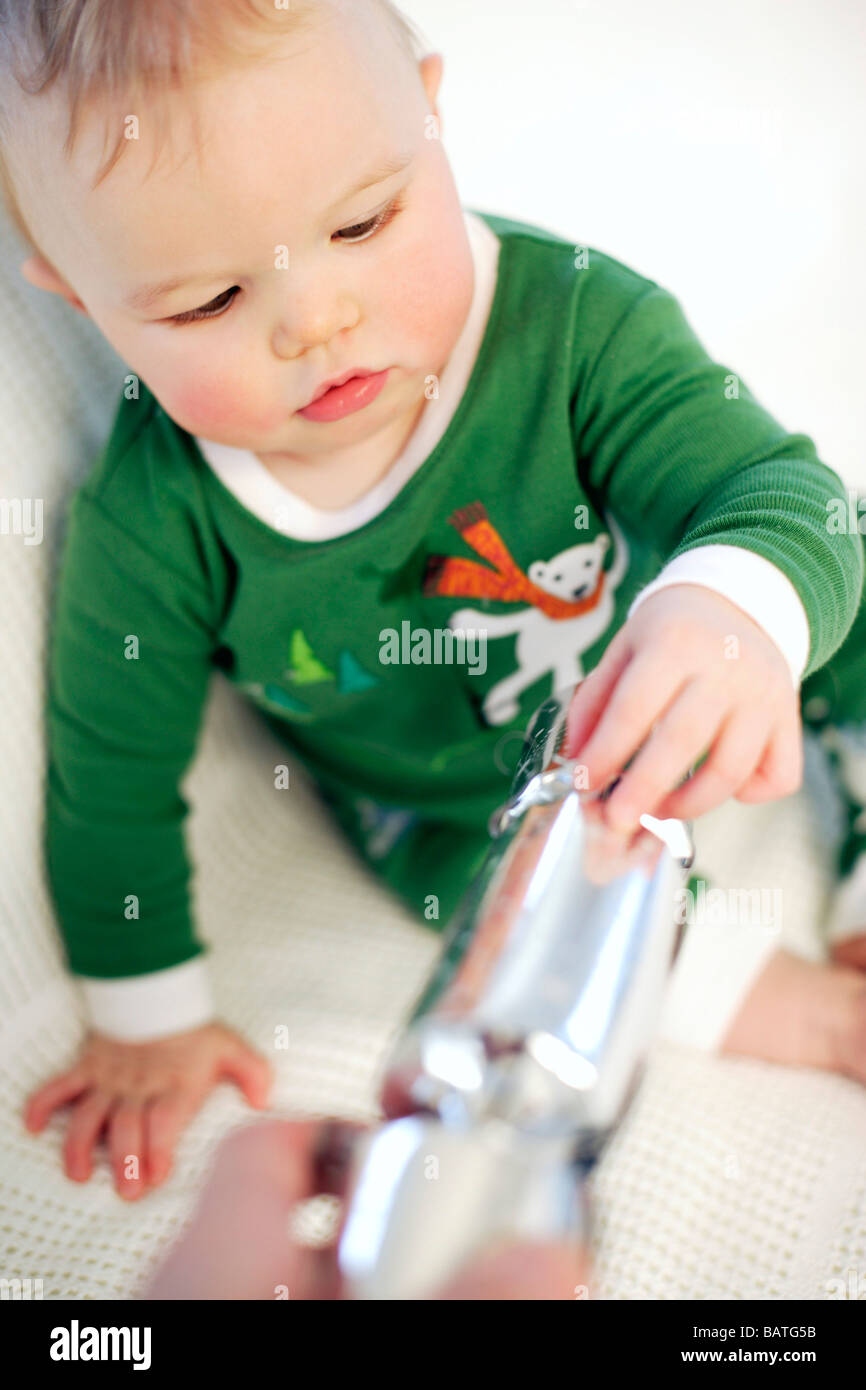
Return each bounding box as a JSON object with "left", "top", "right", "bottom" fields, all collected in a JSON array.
[
  {"left": 296, "top": 369, "right": 392, "bottom": 423},
  {"left": 301, "top": 367, "right": 380, "bottom": 411}
]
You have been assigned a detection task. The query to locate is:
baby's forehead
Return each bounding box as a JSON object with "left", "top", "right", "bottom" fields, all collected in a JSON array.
[
  {"left": 9, "top": 0, "right": 418, "bottom": 254},
  {"left": 3, "top": 0, "right": 418, "bottom": 240}
]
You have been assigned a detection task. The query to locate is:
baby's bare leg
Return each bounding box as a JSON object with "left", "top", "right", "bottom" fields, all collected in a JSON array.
[{"left": 718, "top": 947, "right": 866, "bottom": 1082}]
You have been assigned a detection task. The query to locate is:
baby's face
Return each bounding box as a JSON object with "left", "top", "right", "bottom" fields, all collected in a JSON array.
[{"left": 17, "top": 1, "right": 474, "bottom": 462}]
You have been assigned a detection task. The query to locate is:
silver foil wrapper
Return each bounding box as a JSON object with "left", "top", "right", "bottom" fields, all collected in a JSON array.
[{"left": 338, "top": 683, "right": 694, "bottom": 1299}]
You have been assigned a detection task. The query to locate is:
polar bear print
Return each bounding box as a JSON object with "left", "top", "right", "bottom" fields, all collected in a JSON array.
[{"left": 448, "top": 511, "right": 629, "bottom": 725}]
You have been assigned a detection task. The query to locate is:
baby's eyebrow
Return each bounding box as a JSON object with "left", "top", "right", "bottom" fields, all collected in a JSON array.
[
  {"left": 125, "top": 272, "right": 226, "bottom": 312},
  {"left": 124, "top": 150, "right": 414, "bottom": 312},
  {"left": 328, "top": 149, "right": 414, "bottom": 214}
]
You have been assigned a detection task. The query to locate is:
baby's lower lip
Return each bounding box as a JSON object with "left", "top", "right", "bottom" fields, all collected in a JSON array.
[{"left": 297, "top": 369, "right": 391, "bottom": 422}]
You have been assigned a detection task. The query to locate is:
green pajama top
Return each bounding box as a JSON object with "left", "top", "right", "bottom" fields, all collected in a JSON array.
[{"left": 44, "top": 211, "right": 864, "bottom": 980}]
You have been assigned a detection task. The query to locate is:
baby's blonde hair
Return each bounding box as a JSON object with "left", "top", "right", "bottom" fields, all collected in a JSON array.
[{"left": 0, "top": 0, "right": 423, "bottom": 251}]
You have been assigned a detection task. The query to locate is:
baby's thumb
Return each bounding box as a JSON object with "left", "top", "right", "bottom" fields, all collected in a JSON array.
[
  {"left": 218, "top": 1042, "right": 274, "bottom": 1108},
  {"left": 563, "top": 629, "right": 630, "bottom": 758}
]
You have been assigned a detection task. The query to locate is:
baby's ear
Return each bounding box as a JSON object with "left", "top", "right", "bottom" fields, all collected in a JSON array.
[
  {"left": 18, "top": 254, "right": 89, "bottom": 316},
  {"left": 419, "top": 52, "right": 444, "bottom": 129}
]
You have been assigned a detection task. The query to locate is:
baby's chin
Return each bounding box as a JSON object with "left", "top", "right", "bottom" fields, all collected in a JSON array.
[{"left": 191, "top": 412, "right": 383, "bottom": 457}]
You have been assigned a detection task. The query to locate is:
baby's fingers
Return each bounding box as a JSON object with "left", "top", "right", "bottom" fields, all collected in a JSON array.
[
  {"left": 145, "top": 1090, "right": 203, "bottom": 1186},
  {"left": 654, "top": 709, "right": 769, "bottom": 823},
  {"left": 24, "top": 1066, "right": 89, "bottom": 1132},
  {"left": 602, "top": 681, "right": 729, "bottom": 832},
  {"left": 564, "top": 628, "right": 632, "bottom": 757},
  {"left": 216, "top": 1041, "right": 274, "bottom": 1108},
  {"left": 734, "top": 713, "right": 803, "bottom": 804},
  {"left": 63, "top": 1091, "right": 113, "bottom": 1182},
  {"left": 108, "top": 1101, "right": 148, "bottom": 1200},
  {"left": 569, "top": 651, "right": 687, "bottom": 795}
]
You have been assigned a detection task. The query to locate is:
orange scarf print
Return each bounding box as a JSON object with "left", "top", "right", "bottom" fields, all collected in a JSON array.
[{"left": 423, "top": 502, "right": 606, "bottom": 620}]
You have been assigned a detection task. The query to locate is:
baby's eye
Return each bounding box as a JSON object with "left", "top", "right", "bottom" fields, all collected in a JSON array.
[
  {"left": 334, "top": 195, "right": 404, "bottom": 244},
  {"left": 170, "top": 286, "right": 240, "bottom": 325},
  {"left": 166, "top": 195, "right": 404, "bottom": 325}
]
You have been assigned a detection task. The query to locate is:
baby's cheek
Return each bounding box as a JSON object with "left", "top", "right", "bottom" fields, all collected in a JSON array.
[
  {"left": 164, "top": 369, "right": 270, "bottom": 438},
  {"left": 393, "top": 237, "right": 473, "bottom": 359}
]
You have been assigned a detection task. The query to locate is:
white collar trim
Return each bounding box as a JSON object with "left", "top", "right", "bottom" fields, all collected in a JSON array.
[{"left": 195, "top": 209, "right": 501, "bottom": 541}]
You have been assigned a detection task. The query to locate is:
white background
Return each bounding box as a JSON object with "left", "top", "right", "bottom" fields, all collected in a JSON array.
[{"left": 401, "top": 0, "right": 865, "bottom": 486}]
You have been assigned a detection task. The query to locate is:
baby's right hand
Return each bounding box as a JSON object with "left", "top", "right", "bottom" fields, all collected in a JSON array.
[{"left": 23, "top": 1023, "right": 274, "bottom": 1201}]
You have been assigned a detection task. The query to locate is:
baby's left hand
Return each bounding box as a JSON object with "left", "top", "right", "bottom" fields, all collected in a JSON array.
[{"left": 563, "top": 583, "right": 803, "bottom": 832}]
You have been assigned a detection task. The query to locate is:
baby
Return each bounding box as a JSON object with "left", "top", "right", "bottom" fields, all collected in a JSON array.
[{"left": 4, "top": 0, "right": 866, "bottom": 1203}]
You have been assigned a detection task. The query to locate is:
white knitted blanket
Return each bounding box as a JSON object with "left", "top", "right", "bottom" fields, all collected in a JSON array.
[{"left": 2, "top": 210, "right": 865, "bottom": 1302}]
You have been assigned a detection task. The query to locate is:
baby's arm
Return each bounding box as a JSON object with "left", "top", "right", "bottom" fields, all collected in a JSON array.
[
  {"left": 29, "top": 476, "right": 272, "bottom": 1197},
  {"left": 559, "top": 274, "right": 866, "bottom": 1062},
  {"left": 567, "top": 275, "right": 863, "bottom": 827}
]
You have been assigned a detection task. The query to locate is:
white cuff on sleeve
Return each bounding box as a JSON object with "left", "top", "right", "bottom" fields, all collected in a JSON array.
[
  {"left": 78, "top": 956, "right": 216, "bottom": 1042},
  {"left": 627, "top": 544, "right": 811, "bottom": 689}
]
